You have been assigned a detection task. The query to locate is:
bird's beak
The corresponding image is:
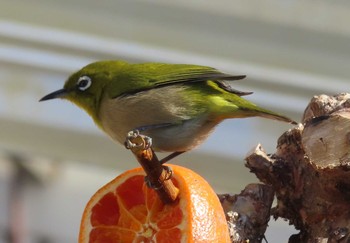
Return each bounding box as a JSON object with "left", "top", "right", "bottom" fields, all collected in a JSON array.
[{"left": 39, "top": 88, "right": 68, "bottom": 102}]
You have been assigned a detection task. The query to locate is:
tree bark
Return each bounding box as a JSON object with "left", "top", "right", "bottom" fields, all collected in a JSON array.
[
  {"left": 219, "top": 184, "right": 274, "bottom": 243},
  {"left": 225, "top": 93, "right": 350, "bottom": 242}
]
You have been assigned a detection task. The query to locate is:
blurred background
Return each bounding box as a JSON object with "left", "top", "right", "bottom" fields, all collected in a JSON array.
[{"left": 0, "top": 0, "right": 349, "bottom": 242}]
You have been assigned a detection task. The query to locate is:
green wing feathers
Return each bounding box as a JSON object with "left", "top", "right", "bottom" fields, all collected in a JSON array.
[
  {"left": 109, "top": 62, "right": 246, "bottom": 97},
  {"left": 103, "top": 61, "right": 296, "bottom": 124}
]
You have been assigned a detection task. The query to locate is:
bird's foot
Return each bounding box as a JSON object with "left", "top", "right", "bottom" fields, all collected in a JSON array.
[
  {"left": 144, "top": 165, "right": 173, "bottom": 189},
  {"left": 124, "top": 130, "right": 152, "bottom": 150},
  {"left": 162, "top": 165, "right": 173, "bottom": 180}
]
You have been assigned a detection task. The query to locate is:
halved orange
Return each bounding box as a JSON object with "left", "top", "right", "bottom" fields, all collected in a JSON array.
[{"left": 79, "top": 164, "right": 230, "bottom": 243}]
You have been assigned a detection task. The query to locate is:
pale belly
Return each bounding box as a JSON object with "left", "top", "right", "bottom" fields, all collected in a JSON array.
[
  {"left": 139, "top": 118, "right": 218, "bottom": 152},
  {"left": 98, "top": 86, "right": 219, "bottom": 152}
]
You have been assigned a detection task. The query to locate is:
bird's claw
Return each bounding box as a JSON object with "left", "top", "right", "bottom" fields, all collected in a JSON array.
[
  {"left": 144, "top": 176, "right": 162, "bottom": 190},
  {"left": 143, "top": 136, "right": 152, "bottom": 150},
  {"left": 124, "top": 130, "right": 152, "bottom": 150},
  {"left": 124, "top": 130, "right": 139, "bottom": 149},
  {"left": 144, "top": 166, "right": 173, "bottom": 190},
  {"left": 162, "top": 165, "right": 173, "bottom": 181}
]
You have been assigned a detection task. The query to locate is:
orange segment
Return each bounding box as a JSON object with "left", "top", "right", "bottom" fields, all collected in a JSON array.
[
  {"left": 79, "top": 164, "right": 230, "bottom": 243},
  {"left": 90, "top": 227, "right": 136, "bottom": 243},
  {"left": 90, "top": 192, "right": 119, "bottom": 226}
]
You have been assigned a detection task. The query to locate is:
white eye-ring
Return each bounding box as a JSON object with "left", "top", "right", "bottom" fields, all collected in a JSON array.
[{"left": 77, "top": 76, "right": 92, "bottom": 91}]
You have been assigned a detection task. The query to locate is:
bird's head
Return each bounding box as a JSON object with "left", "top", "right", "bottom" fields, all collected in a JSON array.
[{"left": 40, "top": 60, "right": 127, "bottom": 120}]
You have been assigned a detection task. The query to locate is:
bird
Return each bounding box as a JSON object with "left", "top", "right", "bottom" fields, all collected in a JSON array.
[{"left": 40, "top": 60, "right": 297, "bottom": 163}]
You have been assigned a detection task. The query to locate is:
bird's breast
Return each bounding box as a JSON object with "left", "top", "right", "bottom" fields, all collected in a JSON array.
[{"left": 98, "top": 85, "right": 217, "bottom": 152}]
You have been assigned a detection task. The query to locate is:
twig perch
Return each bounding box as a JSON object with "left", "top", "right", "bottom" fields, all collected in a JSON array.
[{"left": 126, "top": 133, "right": 179, "bottom": 204}]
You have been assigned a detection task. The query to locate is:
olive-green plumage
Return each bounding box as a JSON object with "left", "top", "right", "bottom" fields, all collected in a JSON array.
[{"left": 40, "top": 60, "right": 296, "bottom": 154}]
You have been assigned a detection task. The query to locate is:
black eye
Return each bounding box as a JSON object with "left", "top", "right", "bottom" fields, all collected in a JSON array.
[{"left": 77, "top": 76, "right": 92, "bottom": 91}]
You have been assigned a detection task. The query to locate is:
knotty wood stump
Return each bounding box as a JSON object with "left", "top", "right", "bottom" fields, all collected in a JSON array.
[{"left": 221, "top": 93, "right": 350, "bottom": 242}]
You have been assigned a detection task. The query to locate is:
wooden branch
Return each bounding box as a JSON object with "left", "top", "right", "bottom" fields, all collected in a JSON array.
[
  {"left": 245, "top": 93, "right": 350, "bottom": 242},
  {"left": 126, "top": 133, "right": 179, "bottom": 204},
  {"left": 219, "top": 184, "right": 274, "bottom": 243}
]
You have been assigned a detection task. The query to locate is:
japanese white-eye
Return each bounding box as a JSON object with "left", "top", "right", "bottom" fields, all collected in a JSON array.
[{"left": 40, "top": 60, "right": 296, "bottom": 161}]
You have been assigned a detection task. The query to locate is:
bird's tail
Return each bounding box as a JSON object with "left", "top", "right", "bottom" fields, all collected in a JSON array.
[
  {"left": 233, "top": 96, "right": 297, "bottom": 124},
  {"left": 255, "top": 108, "right": 297, "bottom": 125},
  {"left": 216, "top": 105, "right": 297, "bottom": 125},
  {"left": 210, "top": 94, "right": 297, "bottom": 124}
]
